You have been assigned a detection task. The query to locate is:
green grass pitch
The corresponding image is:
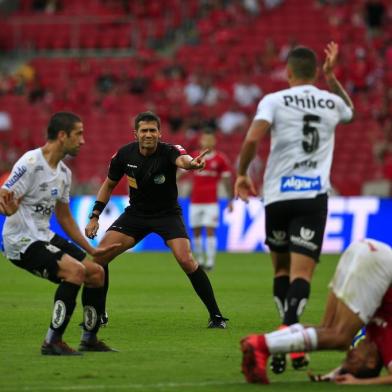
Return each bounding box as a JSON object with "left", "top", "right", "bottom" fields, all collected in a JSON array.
[{"left": 0, "top": 251, "right": 387, "bottom": 391}]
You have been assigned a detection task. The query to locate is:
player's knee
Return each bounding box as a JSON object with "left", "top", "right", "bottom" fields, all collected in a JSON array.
[
  {"left": 84, "top": 263, "right": 105, "bottom": 287},
  {"left": 67, "top": 263, "right": 86, "bottom": 285},
  {"left": 93, "top": 264, "right": 105, "bottom": 287},
  {"left": 177, "top": 253, "right": 197, "bottom": 273}
]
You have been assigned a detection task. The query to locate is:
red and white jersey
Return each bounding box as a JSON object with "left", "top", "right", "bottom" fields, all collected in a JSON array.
[
  {"left": 191, "top": 150, "right": 231, "bottom": 204},
  {"left": 367, "top": 286, "right": 392, "bottom": 369}
]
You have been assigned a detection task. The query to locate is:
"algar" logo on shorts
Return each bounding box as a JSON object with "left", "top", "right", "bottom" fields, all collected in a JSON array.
[{"left": 280, "top": 175, "right": 321, "bottom": 192}]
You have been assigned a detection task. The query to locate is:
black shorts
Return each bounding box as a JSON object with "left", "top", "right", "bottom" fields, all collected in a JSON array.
[
  {"left": 107, "top": 211, "right": 189, "bottom": 244},
  {"left": 265, "top": 194, "right": 328, "bottom": 261},
  {"left": 10, "top": 234, "right": 86, "bottom": 284}
]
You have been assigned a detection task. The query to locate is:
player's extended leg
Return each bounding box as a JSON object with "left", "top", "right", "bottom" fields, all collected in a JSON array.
[
  {"left": 90, "top": 230, "right": 136, "bottom": 328},
  {"left": 284, "top": 252, "right": 316, "bottom": 368},
  {"left": 100, "top": 264, "right": 109, "bottom": 326},
  {"left": 317, "top": 298, "right": 364, "bottom": 350},
  {"left": 192, "top": 226, "right": 204, "bottom": 267},
  {"left": 285, "top": 253, "right": 316, "bottom": 325},
  {"left": 320, "top": 290, "right": 339, "bottom": 328},
  {"left": 78, "top": 259, "right": 116, "bottom": 352},
  {"left": 42, "top": 254, "right": 86, "bottom": 355},
  {"left": 241, "top": 303, "right": 363, "bottom": 384},
  {"left": 271, "top": 251, "right": 290, "bottom": 321},
  {"left": 269, "top": 251, "right": 290, "bottom": 374},
  {"left": 93, "top": 230, "right": 136, "bottom": 266},
  {"left": 167, "top": 237, "right": 228, "bottom": 328},
  {"left": 205, "top": 227, "right": 217, "bottom": 271}
]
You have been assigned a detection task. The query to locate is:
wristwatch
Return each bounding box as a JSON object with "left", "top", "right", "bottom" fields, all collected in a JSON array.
[{"left": 89, "top": 212, "right": 100, "bottom": 220}]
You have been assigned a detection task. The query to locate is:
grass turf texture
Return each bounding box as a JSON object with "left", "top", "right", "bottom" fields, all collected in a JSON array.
[{"left": 0, "top": 252, "right": 387, "bottom": 391}]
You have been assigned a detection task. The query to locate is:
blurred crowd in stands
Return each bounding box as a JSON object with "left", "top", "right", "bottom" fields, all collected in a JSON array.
[{"left": 0, "top": 0, "right": 391, "bottom": 195}]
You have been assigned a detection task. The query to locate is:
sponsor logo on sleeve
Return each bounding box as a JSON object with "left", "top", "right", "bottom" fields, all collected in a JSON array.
[
  {"left": 4, "top": 166, "right": 27, "bottom": 189},
  {"left": 280, "top": 175, "right": 321, "bottom": 192}
]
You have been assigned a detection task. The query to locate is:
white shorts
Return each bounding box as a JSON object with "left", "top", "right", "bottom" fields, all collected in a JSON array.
[
  {"left": 329, "top": 239, "right": 392, "bottom": 323},
  {"left": 189, "top": 203, "right": 219, "bottom": 228}
]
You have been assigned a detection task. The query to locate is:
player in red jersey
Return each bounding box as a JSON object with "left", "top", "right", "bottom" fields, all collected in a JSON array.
[
  {"left": 240, "top": 239, "right": 392, "bottom": 385},
  {"left": 189, "top": 130, "right": 233, "bottom": 271}
]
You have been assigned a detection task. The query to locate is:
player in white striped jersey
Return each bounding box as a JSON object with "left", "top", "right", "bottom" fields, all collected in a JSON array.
[
  {"left": 235, "top": 42, "right": 354, "bottom": 372},
  {"left": 0, "top": 112, "right": 118, "bottom": 355}
]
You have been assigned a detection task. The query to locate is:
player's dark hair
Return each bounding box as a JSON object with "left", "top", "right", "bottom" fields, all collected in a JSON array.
[
  {"left": 287, "top": 46, "right": 317, "bottom": 80},
  {"left": 47, "top": 112, "right": 82, "bottom": 140},
  {"left": 354, "top": 359, "right": 383, "bottom": 379},
  {"left": 134, "top": 111, "right": 161, "bottom": 130},
  {"left": 340, "top": 356, "right": 383, "bottom": 379}
]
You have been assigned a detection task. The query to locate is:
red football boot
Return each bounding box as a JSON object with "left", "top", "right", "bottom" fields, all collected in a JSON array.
[{"left": 240, "top": 334, "right": 270, "bottom": 384}]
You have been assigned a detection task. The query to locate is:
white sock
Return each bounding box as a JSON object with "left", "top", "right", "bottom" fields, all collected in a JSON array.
[
  {"left": 193, "top": 236, "right": 204, "bottom": 265},
  {"left": 266, "top": 323, "right": 305, "bottom": 340},
  {"left": 206, "top": 236, "right": 217, "bottom": 268},
  {"left": 265, "top": 327, "right": 318, "bottom": 354}
]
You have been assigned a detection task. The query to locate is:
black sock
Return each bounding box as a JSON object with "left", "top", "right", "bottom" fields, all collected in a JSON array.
[
  {"left": 81, "top": 286, "right": 106, "bottom": 338},
  {"left": 103, "top": 264, "right": 109, "bottom": 312},
  {"left": 283, "top": 278, "right": 310, "bottom": 326},
  {"left": 49, "top": 281, "right": 80, "bottom": 338},
  {"left": 187, "top": 266, "right": 222, "bottom": 318},
  {"left": 273, "top": 275, "right": 290, "bottom": 321}
]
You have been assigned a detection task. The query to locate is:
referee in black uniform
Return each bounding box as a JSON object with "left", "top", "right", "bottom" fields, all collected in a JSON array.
[{"left": 85, "top": 111, "right": 227, "bottom": 332}]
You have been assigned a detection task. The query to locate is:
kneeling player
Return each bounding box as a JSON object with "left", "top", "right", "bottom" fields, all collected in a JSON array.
[{"left": 240, "top": 239, "right": 392, "bottom": 385}]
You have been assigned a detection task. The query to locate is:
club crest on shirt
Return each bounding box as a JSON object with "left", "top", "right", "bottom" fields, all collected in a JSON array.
[
  {"left": 153, "top": 174, "right": 165, "bottom": 184},
  {"left": 51, "top": 188, "right": 59, "bottom": 198}
]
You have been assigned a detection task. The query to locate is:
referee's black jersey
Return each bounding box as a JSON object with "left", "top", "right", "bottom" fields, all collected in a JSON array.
[{"left": 108, "top": 142, "right": 187, "bottom": 217}]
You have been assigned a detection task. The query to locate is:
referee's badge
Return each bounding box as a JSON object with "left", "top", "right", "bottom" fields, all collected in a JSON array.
[
  {"left": 127, "top": 176, "right": 138, "bottom": 189},
  {"left": 153, "top": 174, "right": 165, "bottom": 184}
]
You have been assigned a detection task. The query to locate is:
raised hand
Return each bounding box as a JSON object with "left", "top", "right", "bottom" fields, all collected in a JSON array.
[{"left": 323, "top": 41, "right": 339, "bottom": 76}]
